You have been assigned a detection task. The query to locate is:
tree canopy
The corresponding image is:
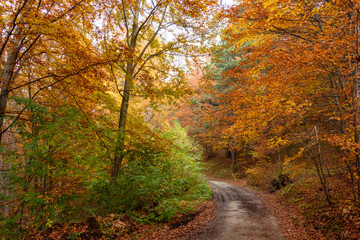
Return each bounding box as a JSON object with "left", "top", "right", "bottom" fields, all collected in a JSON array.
[{"left": 3, "top": 0, "right": 360, "bottom": 239}]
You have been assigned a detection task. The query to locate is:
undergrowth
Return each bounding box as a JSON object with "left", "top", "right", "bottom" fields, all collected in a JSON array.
[
  {"left": 0, "top": 98, "right": 210, "bottom": 240},
  {"left": 88, "top": 122, "right": 212, "bottom": 223},
  {"left": 246, "top": 160, "right": 360, "bottom": 240}
]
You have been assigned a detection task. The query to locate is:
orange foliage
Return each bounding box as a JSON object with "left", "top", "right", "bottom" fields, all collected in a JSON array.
[{"left": 194, "top": 0, "right": 360, "bottom": 210}]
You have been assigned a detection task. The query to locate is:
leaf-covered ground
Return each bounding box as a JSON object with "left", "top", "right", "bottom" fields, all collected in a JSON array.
[
  {"left": 27, "top": 177, "right": 327, "bottom": 240},
  {"left": 26, "top": 200, "right": 217, "bottom": 240}
]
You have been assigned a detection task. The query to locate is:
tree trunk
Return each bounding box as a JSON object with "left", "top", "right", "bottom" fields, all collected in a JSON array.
[
  {"left": 0, "top": 88, "right": 9, "bottom": 146},
  {"left": 0, "top": 32, "right": 22, "bottom": 217},
  {"left": 111, "top": 7, "right": 139, "bottom": 179},
  {"left": 111, "top": 68, "right": 132, "bottom": 179},
  {"left": 0, "top": 156, "right": 10, "bottom": 217},
  {"left": 353, "top": 52, "right": 360, "bottom": 199},
  {"left": 314, "top": 126, "right": 332, "bottom": 205},
  {"left": 231, "top": 148, "right": 237, "bottom": 173},
  {"left": 0, "top": 28, "right": 22, "bottom": 145},
  {"left": 354, "top": 95, "right": 360, "bottom": 199},
  {"left": 0, "top": 51, "right": 19, "bottom": 145},
  {"left": 353, "top": 7, "right": 360, "bottom": 203},
  {"left": 226, "top": 146, "right": 231, "bottom": 159}
]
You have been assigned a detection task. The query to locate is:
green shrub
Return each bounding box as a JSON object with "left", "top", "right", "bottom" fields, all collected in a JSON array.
[
  {"left": 0, "top": 98, "right": 109, "bottom": 238},
  {"left": 89, "top": 121, "right": 211, "bottom": 222}
]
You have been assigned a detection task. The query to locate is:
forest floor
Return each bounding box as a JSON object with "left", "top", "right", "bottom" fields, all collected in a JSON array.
[
  {"left": 28, "top": 177, "right": 322, "bottom": 240},
  {"left": 123, "top": 175, "right": 325, "bottom": 240},
  {"left": 29, "top": 155, "right": 327, "bottom": 239}
]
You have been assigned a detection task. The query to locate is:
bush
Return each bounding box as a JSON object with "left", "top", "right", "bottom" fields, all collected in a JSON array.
[
  {"left": 0, "top": 98, "right": 109, "bottom": 238},
  {"left": 89, "top": 121, "right": 211, "bottom": 222}
]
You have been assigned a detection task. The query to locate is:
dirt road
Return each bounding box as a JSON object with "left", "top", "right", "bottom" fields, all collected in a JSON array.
[{"left": 192, "top": 179, "right": 285, "bottom": 240}]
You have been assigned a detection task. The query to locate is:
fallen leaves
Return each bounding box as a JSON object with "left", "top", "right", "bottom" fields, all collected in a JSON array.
[{"left": 25, "top": 200, "right": 217, "bottom": 240}]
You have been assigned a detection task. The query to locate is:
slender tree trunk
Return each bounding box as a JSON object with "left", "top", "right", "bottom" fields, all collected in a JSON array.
[
  {"left": 0, "top": 52, "right": 19, "bottom": 145},
  {"left": 329, "top": 74, "right": 345, "bottom": 134},
  {"left": 345, "top": 160, "right": 358, "bottom": 203},
  {"left": 353, "top": 55, "right": 360, "bottom": 199},
  {"left": 0, "top": 88, "right": 9, "bottom": 146},
  {"left": 111, "top": 7, "right": 139, "bottom": 179},
  {"left": 354, "top": 89, "right": 360, "bottom": 199},
  {"left": 0, "top": 28, "right": 22, "bottom": 145},
  {"left": 231, "top": 147, "right": 237, "bottom": 173},
  {"left": 0, "top": 157, "right": 10, "bottom": 217},
  {"left": 230, "top": 139, "right": 237, "bottom": 173},
  {"left": 0, "top": 32, "right": 21, "bottom": 217},
  {"left": 353, "top": 8, "right": 360, "bottom": 201},
  {"left": 314, "top": 126, "right": 332, "bottom": 205},
  {"left": 112, "top": 68, "right": 132, "bottom": 179},
  {"left": 226, "top": 145, "right": 231, "bottom": 159}
]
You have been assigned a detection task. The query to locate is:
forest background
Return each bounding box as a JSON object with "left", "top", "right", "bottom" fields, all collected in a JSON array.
[{"left": 2, "top": 0, "right": 360, "bottom": 239}]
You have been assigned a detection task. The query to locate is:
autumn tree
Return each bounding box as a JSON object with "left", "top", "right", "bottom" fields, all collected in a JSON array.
[
  {"left": 0, "top": 0, "right": 116, "bottom": 231},
  {"left": 209, "top": 0, "right": 360, "bottom": 211},
  {"left": 0, "top": 0, "right": 219, "bottom": 237},
  {"left": 100, "top": 0, "right": 219, "bottom": 178},
  {"left": 0, "top": 0, "right": 104, "bottom": 144}
]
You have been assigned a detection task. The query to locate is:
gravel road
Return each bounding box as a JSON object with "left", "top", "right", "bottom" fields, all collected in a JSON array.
[{"left": 192, "top": 179, "right": 285, "bottom": 240}]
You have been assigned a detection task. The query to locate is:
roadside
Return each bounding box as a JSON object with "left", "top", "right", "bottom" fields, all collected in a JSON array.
[
  {"left": 26, "top": 200, "right": 217, "bottom": 240},
  {"left": 29, "top": 176, "right": 316, "bottom": 240}
]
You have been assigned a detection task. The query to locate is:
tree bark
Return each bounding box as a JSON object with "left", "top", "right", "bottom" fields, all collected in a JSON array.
[
  {"left": 111, "top": 2, "right": 140, "bottom": 179},
  {"left": 226, "top": 145, "right": 231, "bottom": 159},
  {"left": 111, "top": 67, "right": 133, "bottom": 179},
  {"left": 353, "top": 96, "right": 360, "bottom": 200},
  {"left": 314, "top": 126, "right": 332, "bottom": 205},
  {"left": 0, "top": 35, "right": 21, "bottom": 145},
  {"left": 0, "top": 88, "right": 9, "bottom": 146},
  {"left": 0, "top": 30, "right": 22, "bottom": 217},
  {"left": 353, "top": 6, "right": 360, "bottom": 201},
  {"left": 231, "top": 147, "right": 237, "bottom": 173}
]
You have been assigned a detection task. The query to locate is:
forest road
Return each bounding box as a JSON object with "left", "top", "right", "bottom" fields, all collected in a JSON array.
[{"left": 192, "top": 179, "right": 285, "bottom": 240}]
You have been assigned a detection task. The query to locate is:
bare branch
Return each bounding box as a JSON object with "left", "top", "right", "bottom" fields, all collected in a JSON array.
[
  {"left": 271, "top": 26, "right": 314, "bottom": 42},
  {"left": 17, "top": 34, "right": 41, "bottom": 63},
  {"left": 0, "top": 0, "right": 29, "bottom": 58},
  {"left": 0, "top": 74, "right": 55, "bottom": 98},
  {"left": 50, "top": 0, "right": 86, "bottom": 23},
  {"left": 110, "top": 64, "right": 124, "bottom": 97},
  {"left": 1, "top": 60, "right": 111, "bottom": 136},
  {"left": 133, "top": 44, "right": 181, "bottom": 79},
  {"left": 121, "top": 0, "right": 130, "bottom": 46},
  {"left": 138, "top": 4, "right": 168, "bottom": 60},
  {"left": 135, "top": 0, "right": 163, "bottom": 40}
]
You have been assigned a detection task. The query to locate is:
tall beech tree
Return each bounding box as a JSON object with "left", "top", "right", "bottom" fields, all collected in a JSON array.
[{"left": 104, "top": 0, "right": 218, "bottom": 178}]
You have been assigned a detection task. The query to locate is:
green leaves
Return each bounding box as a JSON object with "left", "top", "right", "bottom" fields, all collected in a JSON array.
[
  {"left": 0, "top": 98, "right": 112, "bottom": 237},
  {"left": 89, "top": 121, "right": 210, "bottom": 222}
]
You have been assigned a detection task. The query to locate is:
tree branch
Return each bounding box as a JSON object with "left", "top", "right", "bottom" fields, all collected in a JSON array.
[{"left": 0, "top": 0, "right": 29, "bottom": 58}]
